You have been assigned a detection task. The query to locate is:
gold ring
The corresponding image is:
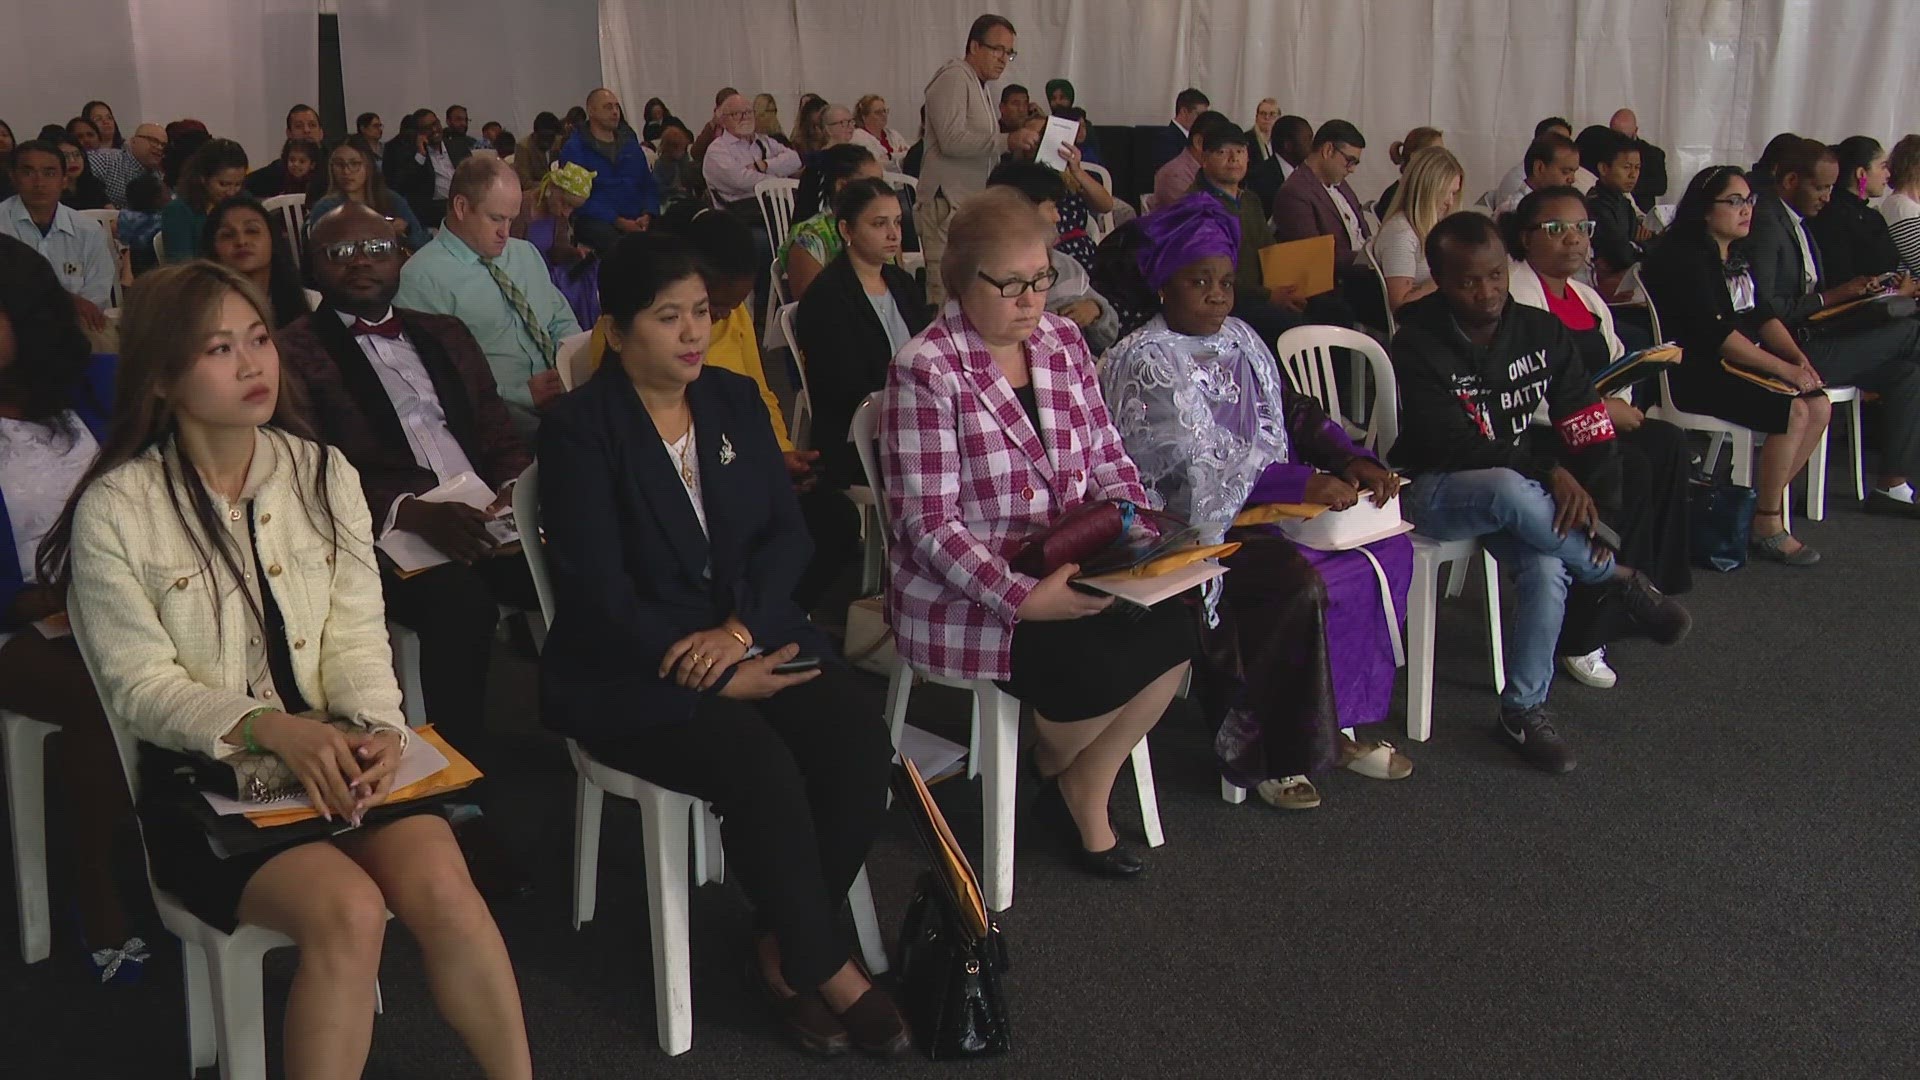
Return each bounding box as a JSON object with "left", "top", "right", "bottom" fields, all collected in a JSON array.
[{"left": 689, "top": 652, "right": 707, "bottom": 664}]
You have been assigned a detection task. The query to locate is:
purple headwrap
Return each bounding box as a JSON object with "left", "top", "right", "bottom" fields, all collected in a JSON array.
[{"left": 1135, "top": 193, "right": 1242, "bottom": 292}]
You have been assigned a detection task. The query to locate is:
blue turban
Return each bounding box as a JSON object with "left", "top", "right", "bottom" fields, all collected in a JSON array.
[{"left": 1134, "top": 193, "right": 1241, "bottom": 292}]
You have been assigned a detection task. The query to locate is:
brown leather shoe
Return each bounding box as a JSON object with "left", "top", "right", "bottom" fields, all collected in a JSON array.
[
  {"left": 835, "top": 986, "right": 911, "bottom": 1055},
  {"left": 746, "top": 956, "right": 850, "bottom": 1056}
]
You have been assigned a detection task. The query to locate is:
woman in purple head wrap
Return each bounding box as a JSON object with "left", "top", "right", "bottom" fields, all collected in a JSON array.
[{"left": 1099, "top": 193, "right": 1416, "bottom": 810}]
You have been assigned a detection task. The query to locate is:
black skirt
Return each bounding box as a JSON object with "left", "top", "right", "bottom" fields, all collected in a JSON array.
[
  {"left": 1669, "top": 354, "right": 1799, "bottom": 433},
  {"left": 995, "top": 598, "right": 1196, "bottom": 722}
]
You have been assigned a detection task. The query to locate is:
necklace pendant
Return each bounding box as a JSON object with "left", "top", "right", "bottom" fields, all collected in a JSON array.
[{"left": 718, "top": 434, "right": 736, "bottom": 465}]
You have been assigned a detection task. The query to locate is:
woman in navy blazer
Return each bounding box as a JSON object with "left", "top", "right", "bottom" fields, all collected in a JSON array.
[
  {"left": 0, "top": 234, "right": 143, "bottom": 981},
  {"left": 536, "top": 232, "right": 904, "bottom": 1056}
]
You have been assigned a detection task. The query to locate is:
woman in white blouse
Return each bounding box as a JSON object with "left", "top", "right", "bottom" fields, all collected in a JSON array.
[
  {"left": 1369, "top": 145, "right": 1465, "bottom": 312},
  {"left": 1878, "top": 134, "right": 1920, "bottom": 274},
  {"left": 849, "top": 94, "right": 910, "bottom": 169},
  {"left": 47, "top": 262, "right": 531, "bottom": 1078}
]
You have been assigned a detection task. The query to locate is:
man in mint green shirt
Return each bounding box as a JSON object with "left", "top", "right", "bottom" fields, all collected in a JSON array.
[{"left": 393, "top": 155, "right": 581, "bottom": 438}]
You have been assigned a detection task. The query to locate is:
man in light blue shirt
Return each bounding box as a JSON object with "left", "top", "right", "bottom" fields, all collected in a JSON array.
[
  {"left": 393, "top": 155, "right": 580, "bottom": 438},
  {"left": 1, "top": 140, "right": 115, "bottom": 331}
]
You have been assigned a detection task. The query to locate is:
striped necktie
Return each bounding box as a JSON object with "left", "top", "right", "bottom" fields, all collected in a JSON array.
[{"left": 480, "top": 255, "right": 556, "bottom": 369}]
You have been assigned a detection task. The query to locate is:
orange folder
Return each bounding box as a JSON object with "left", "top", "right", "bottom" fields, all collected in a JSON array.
[
  {"left": 1258, "top": 235, "right": 1337, "bottom": 299},
  {"left": 244, "top": 725, "right": 483, "bottom": 828}
]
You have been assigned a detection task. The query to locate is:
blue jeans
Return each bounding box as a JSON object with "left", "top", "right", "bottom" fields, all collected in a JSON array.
[{"left": 1401, "top": 468, "right": 1616, "bottom": 712}]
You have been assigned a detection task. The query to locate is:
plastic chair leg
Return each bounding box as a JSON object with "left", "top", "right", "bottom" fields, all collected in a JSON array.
[
  {"left": 976, "top": 687, "right": 1021, "bottom": 913},
  {"left": 183, "top": 941, "right": 216, "bottom": 1072},
  {"left": 1443, "top": 555, "right": 1470, "bottom": 598},
  {"left": 571, "top": 776, "right": 604, "bottom": 930},
  {"left": 638, "top": 787, "right": 695, "bottom": 1056},
  {"left": 1849, "top": 397, "right": 1867, "bottom": 501},
  {"left": 1220, "top": 779, "right": 1247, "bottom": 804},
  {"left": 1405, "top": 547, "right": 1441, "bottom": 742},
  {"left": 207, "top": 938, "right": 272, "bottom": 1080},
  {"left": 695, "top": 804, "right": 724, "bottom": 885},
  {"left": 1808, "top": 424, "right": 1830, "bottom": 522},
  {"left": 1730, "top": 432, "right": 1755, "bottom": 488},
  {"left": 1129, "top": 739, "right": 1165, "bottom": 848},
  {"left": 1482, "top": 549, "right": 1506, "bottom": 693},
  {"left": 848, "top": 866, "right": 889, "bottom": 976},
  {"left": 3, "top": 713, "right": 57, "bottom": 964},
  {"left": 883, "top": 660, "right": 913, "bottom": 758}
]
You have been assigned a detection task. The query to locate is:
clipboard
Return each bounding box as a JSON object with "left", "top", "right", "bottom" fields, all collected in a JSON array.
[{"left": 1258, "top": 235, "right": 1336, "bottom": 298}]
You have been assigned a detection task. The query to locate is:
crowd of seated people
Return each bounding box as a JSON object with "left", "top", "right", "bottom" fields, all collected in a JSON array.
[{"left": 11, "top": 30, "right": 1920, "bottom": 1076}]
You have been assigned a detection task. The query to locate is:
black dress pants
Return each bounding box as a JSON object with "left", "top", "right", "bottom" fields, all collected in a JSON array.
[
  {"left": 379, "top": 555, "right": 538, "bottom": 760},
  {"left": 581, "top": 665, "right": 894, "bottom": 988}
]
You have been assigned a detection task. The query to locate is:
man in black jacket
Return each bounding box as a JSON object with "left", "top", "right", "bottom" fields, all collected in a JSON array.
[
  {"left": 1389, "top": 213, "right": 1689, "bottom": 773},
  {"left": 1586, "top": 131, "right": 1644, "bottom": 298},
  {"left": 383, "top": 109, "right": 470, "bottom": 228},
  {"left": 1747, "top": 138, "right": 1920, "bottom": 507},
  {"left": 1608, "top": 109, "right": 1666, "bottom": 211}
]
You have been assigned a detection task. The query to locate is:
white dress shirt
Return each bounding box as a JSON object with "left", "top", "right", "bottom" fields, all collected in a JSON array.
[
  {"left": 425, "top": 145, "right": 454, "bottom": 200},
  {"left": 336, "top": 309, "right": 479, "bottom": 530},
  {"left": 1785, "top": 202, "right": 1820, "bottom": 290},
  {"left": 702, "top": 131, "right": 802, "bottom": 206},
  {"left": 1329, "top": 183, "right": 1365, "bottom": 249}
]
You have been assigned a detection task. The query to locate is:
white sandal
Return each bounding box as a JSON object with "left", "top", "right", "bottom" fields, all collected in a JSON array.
[
  {"left": 1342, "top": 740, "right": 1413, "bottom": 780},
  {"left": 1256, "top": 775, "right": 1321, "bottom": 810}
]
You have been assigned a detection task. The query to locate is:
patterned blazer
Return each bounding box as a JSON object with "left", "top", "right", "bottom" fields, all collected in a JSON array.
[{"left": 879, "top": 306, "right": 1148, "bottom": 681}]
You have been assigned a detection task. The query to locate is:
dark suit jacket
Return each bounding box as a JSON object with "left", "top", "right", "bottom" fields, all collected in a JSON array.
[
  {"left": 1633, "top": 139, "right": 1669, "bottom": 212},
  {"left": 1809, "top": 190, "right": 1901, "bottom": 285},
  {"left": 1245, "top": 128, "right": 1285, "bottom": 208},
  {"left": 1745, "top": 191, "right": 1826, "bottom": 325},
  {"left": 793, "top": 253, "right": 930, "bottom": 487},
  {"left": 1150, "top": 122, "right": 1189, "bottom": 172},
  {"left": 535, "top": 361, "right": 829, "bottom": 740},
  {"left": 1269, "top": 164, "right": 1372, "bottom": 279},
  {"left": 275, "top": 304, "right": 529, "bottom": 517},
  {"left": 382, "top": 136, "right": 472, "bottom": 222}
]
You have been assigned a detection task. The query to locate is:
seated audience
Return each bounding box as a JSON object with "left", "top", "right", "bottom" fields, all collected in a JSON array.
[
  {"left": 53, "top": 261, "right": 532, "bottom": 1078},
  {"left": 1153, "top": 87, "right": 1212, "bottom": 171},
  {"left": 1244, "top": 98, "right": 1287, "bottom": 208},
  {"left": 650, "top": 120, "right": 703, "bottom": 210},
  {"left": 1272, "top": 114, "right": 1314, "bottom": 180},
  {"left": 481, "top": 122, "right": 505, "bottom": 153},
  {"left": 1045, "top": 79, "right": 1075, "bottom": 112},
  {"left": 308, "top": 138, "right": 432, "bottom": 253},
  {"left": 1585, "top": 131, "right": 1646, "bottom": 296},
  {"left": 356, "top": 111, "right": 384, "bottom": 145},
  {"left": 561, "top": 105, "right": 588, "bottom": 144},
  {"left": 1032, "top": 139, "right": 1113, "bottom": 272},
  {"left": 821, "top": 104, "right": 858, "bottom": 150},
  {"left": 1809, "top": 136, "right": 1900, "bottom": 285},
  {"left": 52, "top": 132, "right": 111, "bottom": 211},
  {"left": 118, "top": 172, "right": 168, "bottom": 273},
  {"left": 443, "top": 105, "right": 480, "bottom": 158},
  {"left": 86, "top": 121, "right": 167, "bottom": 209},
  {"left": 66, "top": 117, "right": 102, "bottom": 152},
  {"left": 880, "top": 187, "right": 1194, "bottom": 876},
  {"left": 1878, "top": 134, "right": 1920, "bottom": 274},
  {"left": 793, "top": 178, "right": 930, "bottom": 487},
  {"left": 245, "top": 104, "right": 324, "bottom": 197},
  {"left": 1640, "top": 166, "right": 1836, "bottom": 563},
  {"left": 1270, "top": 119, "right": 1375, "bottom": 303},
  {"left": 1049, "top": 104, "right": 1104, "bottom": 169},
  {"left": 1371, "top": 145, "right": 1465, "bottom": 311},
  {"left": 384, "top": 108, "right": 469, "bottom": 229},
  {"left": 1099, "top": 195, "right": 1414, "bottom": 811},
  {"left": 514, "top": 111, "right": 563, "bottom": 189},
  {"left": 538, "top": 231, "right": 903, "bottom": 1056},
  {"left": 1748, "top": 131, "right": 1805, "bottom": 198},
  {"left": 395, "top": 157, "right": 581, "bottom": 441},
  {"left": 640, "top": 97, "right": 672, "bottom": 144},
  {"left": 263, "top": 138, "right": 322, "bottom": 200},
  {"left": 82, "top": 101, "right": 122, "bottom": 149},
  {"left": 0, "top": 236, "right": 143, "bottom": 983},
  {"left": 492, "top": 130, "right": 515, "bottom": 161},
  {"left": 988, "top": 163, "right": 1121, "bottom": 352},
  {"left": 1741, "top": 140, "right": 1920, "bottom": 514},
  {"left": 1, "top": 141, "right": 114, "bottom": 331},
  {"left": 161, "top": 122, "right": 211, "bottom": 191},
  {"left": 1376, "top": 126, "right": 1444, "bottom": 219},
  {"left": 850, "top": 94, "right": 910, "bottom": 168},
  {"left": 704, "top": 92, "right": 804, "bottom": 215},
  {"left": 791, "top": 96, "right": 832, "bottom": 156},
  {"left": 1610, "top": 108, "right": 1668, "bottom": 210},
  {"left": 998, "top": 84, "right": 1034, "bottom": 134},
  {"left": 1505, "top": 186, "right": 1693, "bottom": 688},
  {"left": 518, "top": 162, "right": 601, "bottom": 328},
  {"left": 783, "top": 144, "right": 883, "bottom": 300},
  {"left": 1153, "top": 110, "right": 1230, "bottom": 206},
  {"left": 203, "top": 195, "right": 312, "bottom": 328},
  {"left": 281, "top": 202, "right": 539, "bottom": 768},
  {"left": 1494, "top": 132, "right": 1581, "bottom": 217},
  {"left": 0, "top": 121, "right": 16, "bottom": 199},
  {"left": 751, "top": 93, "right": 787, "bottom": 147},
  {"left": 1184, "top": 121, "right": 1311, "bottom": 343},
  {"left": 1486, "top": 116, "right": 1574, "bottom": 209},
  {"left": 1390, "top": 212, "right": 1690, "bottom": 772},
  {"left": 161, "top": 138, "right": 247, "bottom": 262}
]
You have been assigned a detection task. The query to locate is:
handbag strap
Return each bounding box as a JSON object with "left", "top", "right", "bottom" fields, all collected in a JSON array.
[{"left": 1353, "top": 544, "right": 1405, "bottom": 667}]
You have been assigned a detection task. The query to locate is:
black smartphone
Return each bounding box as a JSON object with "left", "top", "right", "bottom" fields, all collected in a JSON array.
[
  {"left": 1590, "top": 520, "right": 1623, "bottom": 551},
  {"left": 772, "top": 656, "right": 822, "bottom": 675}
]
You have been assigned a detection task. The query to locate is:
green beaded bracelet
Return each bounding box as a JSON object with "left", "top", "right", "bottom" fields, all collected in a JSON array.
[{"left": 239, "top": 707, "right": 274, "bottom": 754}]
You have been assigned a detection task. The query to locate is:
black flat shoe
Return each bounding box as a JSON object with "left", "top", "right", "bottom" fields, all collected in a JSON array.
[
  {"left": 834, "top": 986, "right": 911, "bottom": 1056},
  {"left": 1076, "top": 841, "right": 1145, "bottom": 879},
  {"left": 744, "top": 955, "right": 850, "bottom": 1056}
]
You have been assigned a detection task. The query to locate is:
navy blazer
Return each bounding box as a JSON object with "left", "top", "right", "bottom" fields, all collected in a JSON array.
[
  {"left": 535, "top": 359, "right": 828, "bottom": 741},
  {"left": 0, "top": 353, "right": 114, "bottom": 629}
]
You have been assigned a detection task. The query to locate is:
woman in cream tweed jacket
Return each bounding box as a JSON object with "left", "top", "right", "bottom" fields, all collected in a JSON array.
[{"left": 47, "top": 263, "right": 532, "bottom": 1080}]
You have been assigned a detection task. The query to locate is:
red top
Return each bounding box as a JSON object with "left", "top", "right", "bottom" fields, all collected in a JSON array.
[{"left": 1540, "top": 279, "right": 1597, "bottom": 332}]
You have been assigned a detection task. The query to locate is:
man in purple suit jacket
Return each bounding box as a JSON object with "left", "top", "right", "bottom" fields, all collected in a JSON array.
[{"left": 1269, "top": 119, "right": 1373, "bottom": 284}]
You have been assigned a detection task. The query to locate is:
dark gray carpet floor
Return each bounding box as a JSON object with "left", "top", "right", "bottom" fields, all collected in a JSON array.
[{"left": 5, "top": 472, "right": 1919, "bottom": 1079}]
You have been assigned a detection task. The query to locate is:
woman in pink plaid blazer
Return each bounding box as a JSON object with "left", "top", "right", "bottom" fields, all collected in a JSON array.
[{"left": 879, "top": 188, "right": 1193, "bottom": 880}]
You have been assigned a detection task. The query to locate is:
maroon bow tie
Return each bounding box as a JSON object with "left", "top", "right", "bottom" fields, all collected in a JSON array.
[{"left": 352, "top": 315, "right": 404, "bottom": 339}]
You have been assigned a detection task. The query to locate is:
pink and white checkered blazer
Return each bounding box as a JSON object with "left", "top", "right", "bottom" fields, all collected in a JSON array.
[{"left": 879, "top": 305, "right": 1149, "bottom": 681}]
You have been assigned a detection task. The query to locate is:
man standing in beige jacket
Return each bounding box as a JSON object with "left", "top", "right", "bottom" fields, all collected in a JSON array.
[{"left": 918, "top": 13, "right": 1041, "bottom": 303}]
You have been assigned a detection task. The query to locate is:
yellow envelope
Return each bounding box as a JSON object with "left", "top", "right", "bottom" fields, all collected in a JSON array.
[
  {"left": 1232, "top": 502, "right": 1329, "bottom": 527},
  {"left": 1123, "top": 542, "right": 1241, "bottom": 578},
  {"left": 245, "top": 725, "right": 483, "bottom": 828},
  {"left": 1258, "top": 235, "right": 1337, "bottom": 299}
]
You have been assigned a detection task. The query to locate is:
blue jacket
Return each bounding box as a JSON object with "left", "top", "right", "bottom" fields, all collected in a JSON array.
[
  {"left": 556, "top": 129, "right": 661, "bottom": 225},
  {"left": 0, "top": 354, "right": 115, "bottom": 629}
]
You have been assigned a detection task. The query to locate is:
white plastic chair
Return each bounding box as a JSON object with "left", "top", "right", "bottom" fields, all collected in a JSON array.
[
  {"left": 1080, "top": 162, "right": 1116, "bottom": 243},
  {"left": 763, "top": 255, "right": 791, "bottom": 353},
  {"left": 511, "top": 463, "right": 887, "bottom": 1055},
  {"left": 261, "top": 194, "right": 308, "bottom": 273},
  {"left": 101, "top": 705, "right": 385, "bottom": 1079},
  {"left": 1269, "top": 326, "right": 1506, "bottom": 746},
  {"left": 1809, "top": 385, "right": 1865, "bottom": 518},
  {"left": 3, "top": 710, "right": 60, "bottom": 963},
  {"left": 882, "top": 171, "right": 919, "bottom": 193},
  {"left": 152, "top": 233, "right": 165, "bottom": 264},
  {"left": 1140, "top": 192, "right": 1162, "bottom": 214},
  {"left": 774, "top": 302, "right": 811, "bottom": 448},
  {"left": 753, "top": 177, "right": 800, "bottom": 247},
  {"left": 848, "top": 397, "right": 1166, "bottom": 912},
  {"left": 1362, "top": 243, "right": 1399, "bottom": 341},
  {"left": 554, "top": 329, "right": 593, "bottom": 391}
]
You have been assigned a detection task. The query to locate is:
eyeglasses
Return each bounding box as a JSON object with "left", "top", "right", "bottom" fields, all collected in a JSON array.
[
  {"left": 719, "top": 109, "right": 754, "bottom": 120},
  {"left": 1712, "top": 194, "right": 1758, "bottom": 208},
  {"left": 1335, "top": 149, "right": 1361, "bottom": 169},
  {"left": 320, "top": 238, "right": 399, "bottom": 263},
  {"left": 977, "top": 266, "right": 1057, "bottom": 297},
  {"left": 1531, "top": 219, "right": 1597, "bottom": 238},
  {"left": 977, "top": 43, "right": 1018, "bottom": 61}
]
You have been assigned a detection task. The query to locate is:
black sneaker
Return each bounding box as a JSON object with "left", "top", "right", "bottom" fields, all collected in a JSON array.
[
  {"left": 1496, "top": 706, "right": 1577, "bottom": 774},
  {"left": 1615, "top": 570, "right": 1692, "bottom": 645}
]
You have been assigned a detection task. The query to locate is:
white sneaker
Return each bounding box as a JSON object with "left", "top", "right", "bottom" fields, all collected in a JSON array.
[
  {"left": 1873, "top": 482, "right": 1916, "bottom": 504},
  {"left": 1560, "top": 648, "right": 1618, "bottom": 689}
]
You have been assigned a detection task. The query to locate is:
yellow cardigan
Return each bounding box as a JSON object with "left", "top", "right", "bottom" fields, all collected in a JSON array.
[{"left": 586, "top": 304, "right": 793, "bottom": 451}]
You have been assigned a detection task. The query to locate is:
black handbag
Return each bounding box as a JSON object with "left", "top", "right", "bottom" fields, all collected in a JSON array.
[
  {"left": 1687, "top": 476, "right": 1756, "bottom": 572},
  {"left": 891, "top": 760, "right": 1011, "bottom": 1059}
]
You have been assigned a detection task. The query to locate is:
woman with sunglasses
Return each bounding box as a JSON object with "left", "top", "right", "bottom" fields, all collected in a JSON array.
[
  {"left": 1506, "top": 186, "right": 1692, "bottom": 688},
  {"left": 880, "top": 188, "right": 1193, "bottom": 879},
  {"left": 1640, "top": 166, "right": 1832, "bottom": 565}
]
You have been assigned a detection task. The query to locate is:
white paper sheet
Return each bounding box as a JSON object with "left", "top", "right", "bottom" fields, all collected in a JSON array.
[
  {"left": 897, "top": 724, "right": 968, "bottom": 784},
  {"left": 373, "top": 471, "right": 517, "bottom": 573},
  {"left": 1034, "top": 115, "right": 1081, "bottom": 172},
  {"left": 200, "top": 729, "right": 450, "bottom": 816}
]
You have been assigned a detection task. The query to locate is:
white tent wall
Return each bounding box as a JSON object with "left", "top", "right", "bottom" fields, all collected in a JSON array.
[{"left": 599, "top": 0, "right": 1920, "bottom": 203}]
